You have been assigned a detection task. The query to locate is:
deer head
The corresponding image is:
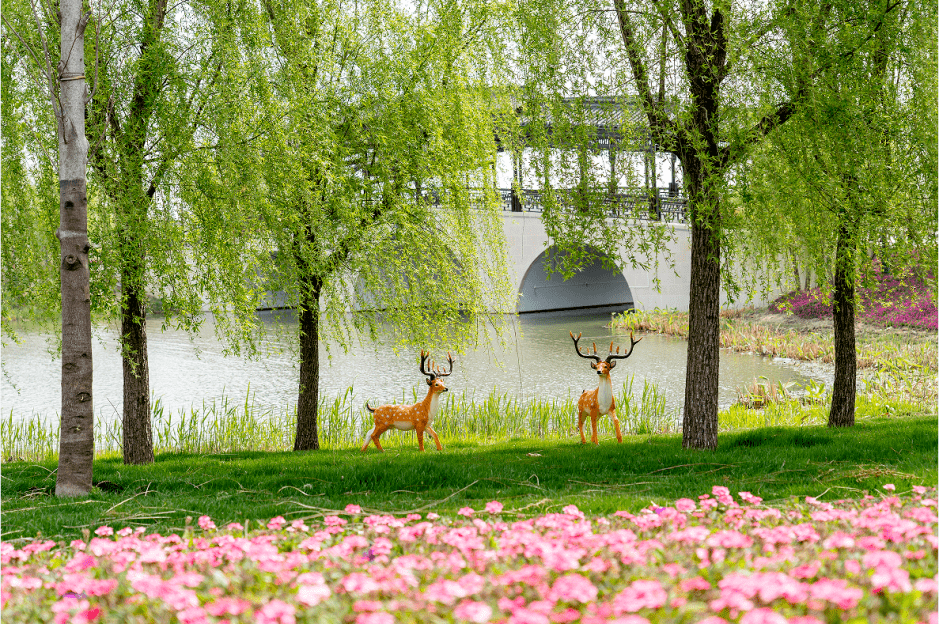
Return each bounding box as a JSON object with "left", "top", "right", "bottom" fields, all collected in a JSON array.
[{"left": 570, "top": 331, "right": 641, "bottom": 375}]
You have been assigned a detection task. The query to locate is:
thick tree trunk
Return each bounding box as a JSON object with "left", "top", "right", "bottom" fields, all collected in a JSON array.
[
  {"left": 55, "top": 0, "right": 94, "bottom": 497},
  {"left": 681, "top": 159, "right": 721, "bottom": 450},
  {"left": 294, "top": 277, "right": 322, "bottom": 451},
  {"left": 121, "top": 270, "right": 154, "bottom": 463},
  {"left": 56, "top": 181, "right": 94, "bottom": 495},
  {"left": 829, "top": 215, "right": 857, "bottom": 427}
]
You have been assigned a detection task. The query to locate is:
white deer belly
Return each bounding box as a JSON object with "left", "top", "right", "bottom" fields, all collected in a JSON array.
[
  {"left": 597, "top": 380, "right": 614, "bottom": 414},
  {"left": 393, "top": 421, "right": 415, "bottom": 431}
]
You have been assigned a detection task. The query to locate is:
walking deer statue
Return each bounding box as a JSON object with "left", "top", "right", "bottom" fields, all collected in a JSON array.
[
  {"left": 361, "top": 351, "right": 453, "bottom": 452},
  {"left": 570, "top": 331, "right": 641, "bottom": 445}
]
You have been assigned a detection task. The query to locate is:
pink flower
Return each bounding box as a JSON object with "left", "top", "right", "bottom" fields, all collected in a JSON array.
[
  {"left": 883, "top": 483, "right": 896, "bottom": 491},
  {"left": 485, "top": 501, "right": 504, "bottom": 514},
  {"left": 548, "top": 574, "right": 599, "bottom": 603},
  {"left": 454, "top": 600, "right": 493, "bottom": 623},
  {"left": 256, "top": 600, "right": 295, "bottom": 624},
  {"left": 427, "top": 512, "right": 440, "bottom": 520},
  {"left": 458, "top": 507, "right": 475, "bottom": 517},
  {"left": 225, "top": 522, "right": 244, "bottom": 532},
  {"left": 611, "top": 580, "right": 667, "bottom": 614},
  {"left": 738, "top": 492, "right": 762, "bottom": 505},
  {"left": 296, "top": 581, "right": 331, "bottom": 606},
  {"left": 562, "top": 505, "right": 585, "bottom": 519},
  {"left": 739, "top": 609, "right": 788, "bottom": 624},
  {"left": 870, "top": 566, "right": 912, "bottom": 593},
  {"left": 341, "top": 573, "right": 380, "bottom": 594},
  {"left": 862, "top": 550, "right": 903, "bottom": 570},
  {"left": 674, "top": 499, "right": 696, "bottom": 512},
  {"left": 94, "top": 526, "right": 113, "bottom": 537},
  {"left": 356, "top": 613, "right": 394, "bottom": 624},
  {"left": 197, "top": 516, "right": 216, "bottom": 531},
  {"left": 808, "top": 579, "right": 863, "bottom": 609},
  {"left": 345, "top": 504, "right": 362, "bottom": 514},
  {"left": 679, "top": 577, "right": 711, "bottom": 592},
  {"left": 206, "top": 597, "right": 251, "bottom": 616},
  {"left": 267, "top": 516, "right": 286, "bottom": 531}
]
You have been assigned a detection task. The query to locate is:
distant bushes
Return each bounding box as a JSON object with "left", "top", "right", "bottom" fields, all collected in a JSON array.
[{"left": 770, "top": 264, "right": 937, "bottom": 331}]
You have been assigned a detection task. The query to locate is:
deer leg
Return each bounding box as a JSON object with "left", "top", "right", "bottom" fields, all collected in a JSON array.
[
  {"left": 590, "top": 413, "right": 600, "bottom": 445},
  {"left": 370, "top": 424, "right": 391, "bottom": 452},
  {"left": 416, "top": 428, "right": 426, "bottom": 452},
  {"left": 577, "top": 410, "right": 588, "bottom": 444},
  {"left": 611, "top": 410, "right": 623, "bottom": 443},
  {"left": 426, "top": 426, "right": 443, "bottom": 451},
  {"left": 360, "top": 425, "right": 376, "bottom": 452}
]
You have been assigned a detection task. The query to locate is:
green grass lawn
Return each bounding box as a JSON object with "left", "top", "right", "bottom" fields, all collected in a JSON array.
[{"left": 2, "top": 415, "right": 935, "bottom": 543}]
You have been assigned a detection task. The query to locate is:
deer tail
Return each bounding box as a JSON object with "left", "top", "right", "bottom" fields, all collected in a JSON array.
[{"left": 366, "top": 401, "right": 375, "bottom": 413}]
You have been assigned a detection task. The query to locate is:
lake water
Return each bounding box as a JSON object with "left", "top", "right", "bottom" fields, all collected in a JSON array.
[{"left": 1, "top": 311, "right": 830, "bottom": 425}]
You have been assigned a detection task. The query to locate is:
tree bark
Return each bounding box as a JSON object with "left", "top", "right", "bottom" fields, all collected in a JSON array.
[
  {"left": 294, "top": 275, "right": 322, "bottom": 451},
  {"left": 829, "top": 213, "right": 857, "bottom": 427},
  {"left": 121, "top": 268, "right": 154, "bottom": 463},
  {"left": 55, "top": 0, "right": 94, "bottom": 497},
  {"left": 681, "top": 157, "right": 722, "bottom": 450}
]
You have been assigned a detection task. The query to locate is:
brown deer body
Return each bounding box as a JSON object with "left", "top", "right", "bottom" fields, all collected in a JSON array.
[
  {"left": 361, "top": 351, "right": 453, "bottom": 452},
  {"left": 571, "top": 331, "right": 641, "bottom": 445}
]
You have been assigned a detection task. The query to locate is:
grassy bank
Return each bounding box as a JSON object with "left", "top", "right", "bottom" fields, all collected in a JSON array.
[
  {"left": 1, "top": 414, "right": 935, "bottom": 542},
  {"left": 612, "top": 307, "right": 937, "bottom": 406}
]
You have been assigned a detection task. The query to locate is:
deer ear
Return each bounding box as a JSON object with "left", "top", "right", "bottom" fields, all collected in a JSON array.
[
  {"left": 426, "top": 378, "right": 433, "bottom": 385},
  {"left": 590, "top": 362, "right": 597, "bottom": 369}
]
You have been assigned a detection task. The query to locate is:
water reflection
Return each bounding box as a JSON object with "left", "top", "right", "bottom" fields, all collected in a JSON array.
[{"left": 1, "top": 311, "right": 828, "bottom": 425}]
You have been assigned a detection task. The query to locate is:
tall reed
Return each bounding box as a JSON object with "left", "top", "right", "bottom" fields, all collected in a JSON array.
[{"left": 1, "top": 378, "right": 678, "bottom": 462}]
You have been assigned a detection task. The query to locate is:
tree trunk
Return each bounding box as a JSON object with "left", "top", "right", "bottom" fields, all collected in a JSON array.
[
  {"left": 829, "top": 214, "right": 857, "bottom": 427},
  {"left": 294, "top": 276, "right": 322, "bottom": 451},
  {"left": 121, "top": 268, "right": 154, "bottom": 463},
  {"left": 681, "top": 157, "right": 722, "bottom": 450},
  {"left": 791, "top": 249, "right": 802, "bottom": 291},
  {"left": 55, "top": 0, "right": 94, "bottom": 497}
]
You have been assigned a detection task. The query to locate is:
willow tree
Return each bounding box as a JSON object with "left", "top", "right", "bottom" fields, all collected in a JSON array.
[
  {"left": 514, "top": 0, "right": 904, "bottom": 449},
  {"left": 195, "top": 0, "right": 514, "bottom": 450},
  {"left": 736, "top": 0, "right": 937, "bottom": 427},
  {"left": 5, "top": 0, "right": 272, "bottom": 465},
  {"left": 2, "top": 0, "right": 94, "bottom": 494}
]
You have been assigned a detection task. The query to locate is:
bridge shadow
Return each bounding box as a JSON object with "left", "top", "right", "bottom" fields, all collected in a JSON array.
[{"left": 518, "top": 246, "right": 633, "bottom": 315}]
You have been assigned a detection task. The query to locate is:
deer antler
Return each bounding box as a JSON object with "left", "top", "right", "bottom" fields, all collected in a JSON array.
[
  {"left": 419, "top": 350, "right": 437, "bottom": 380},
  {"left": 605, "top": 332, "right": 642, "bottom": 368},
  {"left": 570, "top": 331, "right": 601, "bottom": 363},
  {"left": 421, "top": 350, "right": 455, "bottom": 380},
  {"left": 433, "top": 352, "right": 454, "bottom": 377}
]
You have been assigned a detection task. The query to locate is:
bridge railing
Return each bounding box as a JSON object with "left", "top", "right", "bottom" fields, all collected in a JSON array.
[
  {"left": 390, "top": 187, "right": 688, "bottom": 224},
  {"left": 494, "top": 187, "right": 687, "bottom": 224}
]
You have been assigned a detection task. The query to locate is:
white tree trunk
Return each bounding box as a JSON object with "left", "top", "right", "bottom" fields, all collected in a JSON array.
[{"left": 55, "top": 0, "right": 94, "bottom": 497}]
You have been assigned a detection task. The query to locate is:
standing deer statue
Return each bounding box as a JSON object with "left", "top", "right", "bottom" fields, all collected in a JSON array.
[
  {"left": 361, "top": 351, "right": 453, "bottom": 452},
  {"left": 570, "top": 331, "right": 641, "bottom": 445}
]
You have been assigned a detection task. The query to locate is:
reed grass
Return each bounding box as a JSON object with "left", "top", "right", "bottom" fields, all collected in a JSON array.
[{"left": 0, "top": 378, "right": 678, "bottom": 463}]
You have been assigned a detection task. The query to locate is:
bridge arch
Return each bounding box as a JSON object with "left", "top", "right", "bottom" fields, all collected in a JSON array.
[{"left": 517, "top": 246, "right": 634, "bottom": 314}]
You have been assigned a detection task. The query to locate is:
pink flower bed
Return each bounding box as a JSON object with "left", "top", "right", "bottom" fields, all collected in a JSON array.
[
  {"left": 2, "top": 486, "right": 937, "bottom": 623},
  {"left": 770, "top": 265, "right": 937, "bottom": 331}
]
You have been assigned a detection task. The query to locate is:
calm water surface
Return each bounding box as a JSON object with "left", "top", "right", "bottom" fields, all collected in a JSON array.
[{"left": 2, "top": 311, "right": 830, "bottom": 425}]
